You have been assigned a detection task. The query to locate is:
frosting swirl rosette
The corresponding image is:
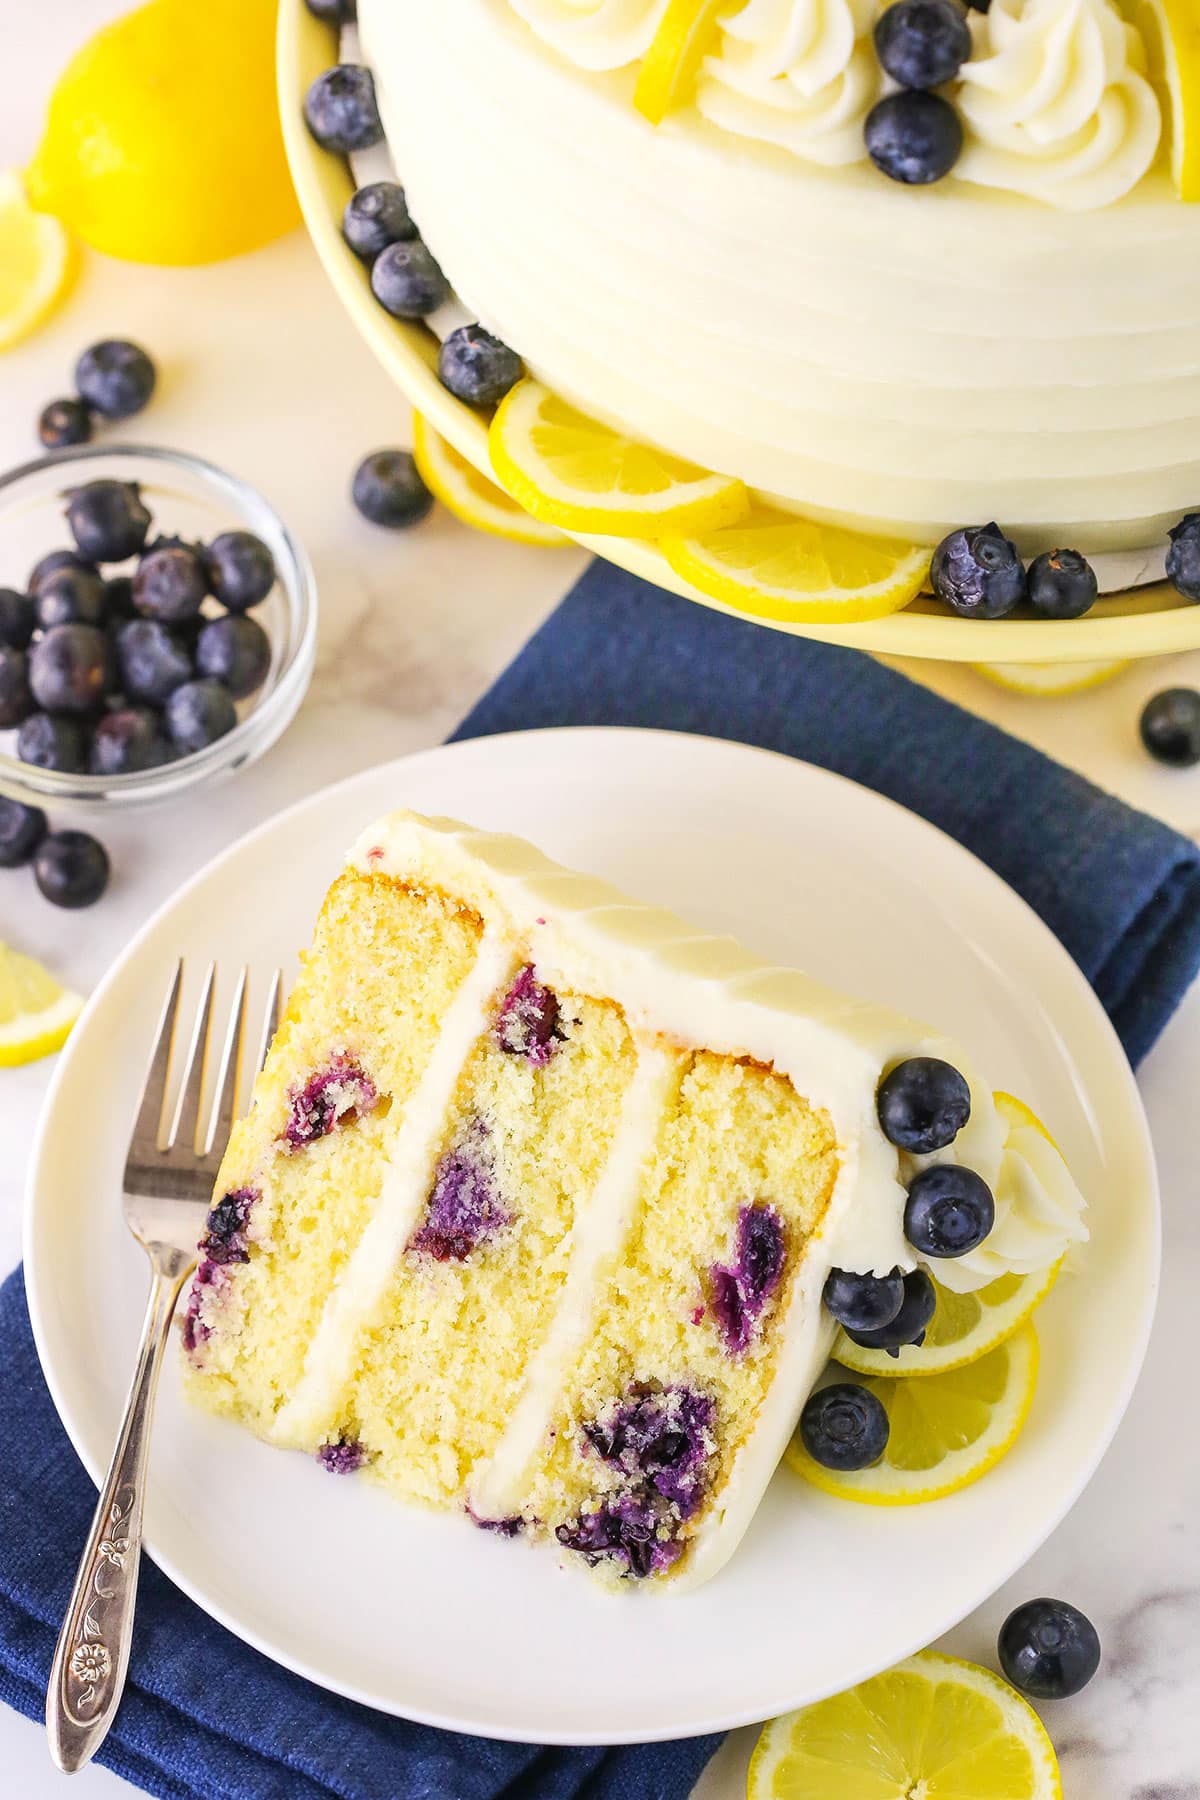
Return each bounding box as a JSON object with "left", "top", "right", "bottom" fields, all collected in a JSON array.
[
  {"left": 506, "top": 0, "right": 667, "bottom": 71},
  {"left": 957, "top": 0, "right": 1162, "bottom": 209}
]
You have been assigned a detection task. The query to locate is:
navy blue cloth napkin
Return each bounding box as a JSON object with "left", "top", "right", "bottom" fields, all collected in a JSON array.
[{"left": 3, "top": 559, "right": 1200, "bottom": 1800}]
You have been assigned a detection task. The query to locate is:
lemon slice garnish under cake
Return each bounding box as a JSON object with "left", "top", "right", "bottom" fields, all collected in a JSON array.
[
  {"left": 834, "top": 1262, "right": 1060, "bottom": 1378},
  {"left": 787, "top": 1322, "right": 1039, "bottom": 1505},
  {"left": 411, "top": 412, "right": 568, "bottom": 547},
  {"left": 488, "top": 380, "right": 749, "bottom": 537},
  {"left": 660, "top": 507, "right": 933, "bottom": 624},
  {"left": 0, "top": 943, "right": 83, "bottom": 1066},
  {"left": 748, "top": 1651, "right": 1063, "bottom": 1800},
  {"left": 1133, "top": 1, "right": 1200, "bottom": 201},
  {"left": 0, "top": 169, "right": 73, "bottom": 352},
  {"left": 633, "top": 0, "right": 728, "bottom": 125}
]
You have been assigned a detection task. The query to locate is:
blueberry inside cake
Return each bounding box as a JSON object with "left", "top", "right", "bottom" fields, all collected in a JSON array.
[{"left": 183, "top": 811, "right": 1086, "bottom": 1589}]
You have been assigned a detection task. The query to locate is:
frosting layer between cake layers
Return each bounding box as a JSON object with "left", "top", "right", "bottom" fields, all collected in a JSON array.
[{"left": 358, "top": 0, "right": 1200, "bottom": 549}]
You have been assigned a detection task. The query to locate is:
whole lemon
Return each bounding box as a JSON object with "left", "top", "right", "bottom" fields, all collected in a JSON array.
[{"left": 27, "top": 0, "right": 300, "bottom": 265}]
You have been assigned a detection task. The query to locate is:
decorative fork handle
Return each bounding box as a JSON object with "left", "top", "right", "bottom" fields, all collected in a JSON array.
[{"left": 47, "top": 1251, "right": 192, "bottom": 1773}]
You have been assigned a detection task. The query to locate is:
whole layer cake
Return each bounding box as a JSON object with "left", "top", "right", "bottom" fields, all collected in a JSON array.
[
  {"left": 355, "top": 0, "right": 1200, "bottom": 551},
  {"left": 182, "top": 811, "right": 1086, "bottom": 1589}
]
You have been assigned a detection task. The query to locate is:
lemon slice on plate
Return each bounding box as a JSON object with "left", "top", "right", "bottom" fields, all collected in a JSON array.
[
  {"left": 748, "top": 1650, "right": 1062, "bottom": 1800},
  {"left": 489, "top": 381, "right": 749, "bottom": 538},
  {"left": 411, "top": 413, "right": 568, "bottom": 547},
  {"left": 974, "top": 659, "right": 1128, "bottom": 697},
  {"left": 0, "top": 943, "right": 83, "bottom": 1067},
  {"left": 1132, "top": 0, "right": 1200, "bottom": 200},
  {"left": 0, "top": 169, "right": 73, "bottom": 352},
  {"left": 661, "top": 506, "right": 932, "bottom": 624},
  {"left": 786, "top": 1322, "right": 1039, "bottom": 1505},
  {"left": 633, "top": 0, "right": 727, "bottom": 124},
  {"left": 834, "top": 1262, "right": 1060, "bottom": 1379}
]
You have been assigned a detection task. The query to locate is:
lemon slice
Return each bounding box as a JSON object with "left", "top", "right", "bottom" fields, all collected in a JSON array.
[
  {"left": 748, "top": 1650, "right": 1062, "bottom": 1800},
  {"left": 834, "top": 1263, "right": 1060, "bottom": 1379},
  {"left": 411, "top": 413, "right": 568, "bottom": 547},
  {"left": 633, "top": 0, "right": 727, "bottom": 125},
  {"left": 0, "top": 169, "right": 73, "bottom": 353},
  {"left": 660, "top": 506, "right": 932, "bottom": 624},
  {"left": 1132, "top": 1, "right": 1200, "bottom": 200},
  {"left": 489, "top": 381, "right": 749, "bottom": 538},
  {"left": 0, "top": 943, "right": 83, "bottom": 1067},
  {"left": 974, "top": 659, "right": 1128, "bottom": 697},
  {"left": 786, "top": 1322, "right": 1039, "bottom": 1505}
]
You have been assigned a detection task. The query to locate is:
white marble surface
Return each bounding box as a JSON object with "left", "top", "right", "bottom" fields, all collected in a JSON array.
[{"left": 1, "top": 7, "right": 1198, "bottom": 1795}]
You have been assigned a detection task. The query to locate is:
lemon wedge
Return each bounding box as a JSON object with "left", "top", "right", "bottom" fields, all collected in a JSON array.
[
  {"left": 748, "top": 1650, "right": 1062, "bottom": 1800},
  {"left": 633, "top": 0, "right": 727, "bottom": 125},
  {"left": 835, "top": 1263, "right": 1060, "bottom": 1379},
  {"left": 786, "top": 1323, "right": 1039, "bottom": 1505},
  {"left": 1132, "top": 0, "right": 1200, "bottom": 200},
  {"left": 411, "top": 413, "right": 569, "bottom": 547},
  {"left": 974, "top": 659, "right": 1128, "bottom": 697},
  {"left": 0, "top": 944, "right": 83, "bottom": 1067},
  {"left": 489, "top": 380, "right": 749, "bottom": 538},
  {"left": 661, "top": 506, "right": 932, "bottom": 624},
  {"left": 26, "top": 0, "right": 299, "bottom": 265},
  {"left": 0, "top": 169, "right": 74, "bottom": 353}
]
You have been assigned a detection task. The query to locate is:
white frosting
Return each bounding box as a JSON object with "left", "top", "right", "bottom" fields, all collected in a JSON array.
[
  {"left": 697, "top": 0, "right": 880, "bottom": 166},
  {"left": 958, "top": 0, "right": 1162, "bottom": 211},
  {"left": 269, "top": 927, "right": 516, "bottom": 1448},
  {"left": 506, "top": 0, "right": 666, "bottom": 69}
]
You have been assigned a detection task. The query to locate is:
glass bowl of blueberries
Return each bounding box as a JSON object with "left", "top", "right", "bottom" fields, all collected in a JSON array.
[{"left": 0, "top": 444, "right": 316, "bottom": 809}]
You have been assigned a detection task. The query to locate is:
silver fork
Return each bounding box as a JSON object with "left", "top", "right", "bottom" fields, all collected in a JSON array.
[{"left": 46, "top": 959, "right": 281, "bottom": 1775}]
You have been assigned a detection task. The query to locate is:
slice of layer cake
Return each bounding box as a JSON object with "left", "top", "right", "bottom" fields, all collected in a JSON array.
[{"left": 183, "top": 811, "right": 1086, "bottom": 1589}]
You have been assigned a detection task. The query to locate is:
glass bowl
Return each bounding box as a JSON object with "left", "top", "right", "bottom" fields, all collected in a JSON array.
[{"left": 0, "top": 445, "right": 316, "bottom": 809}]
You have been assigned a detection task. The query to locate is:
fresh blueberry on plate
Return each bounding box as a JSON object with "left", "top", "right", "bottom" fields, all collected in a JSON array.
[
  {"left": 370, "top": 239, "right": 450, "bottom": 319},
  {"left": 438, "top": 325, "right": 524, "bottom": 407},
  {"left": 877, "top": 1056, "right": 970, "bottom": 1152},
  {"left": 999, "top": 1598, "right": 1101, "bottom": 1699},
  {"left": 116, "top": 619, "right": 194, "bottom": 706},
  {"left": 65, "top": 479, "right": 152, "bottom": 563},
  {"left": 1027, "top": 548, "right": 1098, "bottom": 620},
  {"left": 351, "top": 450, "right": 434, "bottom": 528},
  {"left": 1139, "top": 687, "right": 1200, "bottom": 767},
  {"left": 0, "top": 587, "right": 35, "bottom": 648},
  {"left": 89, "top": 707, "right": 171, "bottom": 776},
  {"left": 822, "top": 1266, "right": 906, "bottom": 1333},
  {"left": 874, "top": 1, "right": 972, "bottom": 90},
  {"left": 133, "top": 543, "right": 208, "bottom": 623},
  {"left": 16, "top": 712, "right": 87, "bottom": 774},
  {"left": 195, "top": 614, "right": 271, "bottom": 699},
  {"left": 29, "top": 623, "right": 112, "bottom": 715},
  {"left": 38, "top": 397, "right": 93, "bottom": 450},
  {"left": 303, "top": 65, "right": 383, "bottom": 154},
  {"left": 28, "top": 549, "right": 93, "bottom": 594},
  {"left": 342, "top": 182, "right": 415, "bottom": 259},
  {"left": 74, "top": 339, "right": 156, "bottom": 420},
  {"left": 34, "top": 829, "right": 110, "bottom": 908},
  {"left": 0, "top": 797, "right": 48, "bottom": 869},
  {"left": 33, "top": 565, "right": 108, "bottom": 631},
  {"left": 1166, "top": 512, "right": 1200, "bottom": 602},
  {"left": 865, "top": 90, "right": 963, "bottom": 185},
  {"left": 305, "top": 0, "right": 357, "bottom": 18},
  {"left": 905, "top": 1165, "right": 995, "bottom": 1258},
  {"left": 0, "top": 647, "right": 34, "bottom": 729},
  {"left": 930, "top": 521, "right": 1026, "bottom": 618},
  {"left": 163, "top": 679, "right": 237, "bottom": 755},
  {"left": 204, "top": 530, "right": 276, "bottom": 612},
  {"left": 843, "top": 1268, "right": 937, "bottom": 1356},
  {"left": 799, "top": 1383, "right": 890, "bottom": 1471}
]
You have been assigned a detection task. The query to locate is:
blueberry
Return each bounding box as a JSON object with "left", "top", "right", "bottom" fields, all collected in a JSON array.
[
  {"left": 844, "top": 1268, "right": 937, "bottom": 1356},
  {"left": 351, "top": 450, "right": 434, "bottom": 528},
  {"left": 930, "top": 522, "right": 1026, "bottom": 618},
  {"left": 342, "top": 182, "right": 415, "bottom": 259},
  {"left": 38, "top": 397, "right": 93, "bottom": 450},
  {"left": 116, "top": 618, "right": 194, "bottom": 705},
  {"left": 16, "top": 712, "right": 87, "bottom": 773},
  {"left": 370, "top": 239, "right": 449, "bottom": 319},
  {"left": 800, "top": 1383, "right": 890, "bottom": 1471},
  {"left": 89, "top": 707, "right": 171, "bottom": 775},
  {"left": 104, "top": 574, "right": 137, "bottom": 621},
  {"left": 28, "top": 549, "right": 93, "bottom": 594},
  {"left": 875, "top": 0, "right": 972, "bottom": 89},
  {"left": 29, "top": 624, "right": 112, "bottom": 715},
  {"left": 0, "top": 647, "right": 34, "bottom": 728},
  {"left": 163, "top": 679, "right": 237, "bottom": 754},
  {"left": 877, "top": 1057, "right": 970, "bottom": 1152},
  {"left": 204, "top": 530, "right": 276, "bottom": 612},
  {"left": 1165, "top": 511, "right": 1200, "bottom": 602},
  {"left": 1139, "top": 687, "right": 1200, "bottom": 767},
  {"left": 438, "top": 325, "right": 523, "bottom": 407},
  {"left": 1027, "top": 548, "right": 1098, "bottom": 620},
  {"left": 823, "top": 1266, "right": 906, "bottom": 1333},
  {"left": 865, "top": 90, "right": 963, "bottom": 184},
  {"left": 0, "top": 797, "right": 48, "bottom": 868},
  {"left": 65, "top": 479, "right": 151, "bottom": 563},
  {"left": 74, "top": 339, "right": 156, "bottom": 420},
  {"left": 905, "top": 1164, "right": 995, "bottom": 1258},
  {"left": 999, "top": 1599, "right": 1101, "bottom": 1700},
  {"left": 305, "top": 0, "right": 356, "bottom": 19},
  {"left": 33, "top": 565, "right": 108, "bottom": 631},
  {"left": 0, "top": 588, "right": 34, "bottom": 649},
  {"left": 34, "top": 830, "right": 110, "bottom": 908},
  {"left": 132, "top": 544, "right": 208, "bottom": 623},
  {"left": 195, "top": 614, "right": 271, "bottom": 699},
  {"left": 303, "top": 65, "right": 382, "bottom": 153}
]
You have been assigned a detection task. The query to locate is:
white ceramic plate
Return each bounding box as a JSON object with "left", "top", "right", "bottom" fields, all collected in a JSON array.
[{"left": 26, "top": 728, "right": 1159, "bottom": 1745}]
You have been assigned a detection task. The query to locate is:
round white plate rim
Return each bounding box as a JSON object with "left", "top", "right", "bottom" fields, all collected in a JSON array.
[{"left": 24, "top": 726, "right": 1160, "bottom": 1745}]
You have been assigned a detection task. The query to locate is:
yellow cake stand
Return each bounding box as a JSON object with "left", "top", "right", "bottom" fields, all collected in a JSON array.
[{"left": 278, "top": 1, "right": 1200, "bottom": 666}]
